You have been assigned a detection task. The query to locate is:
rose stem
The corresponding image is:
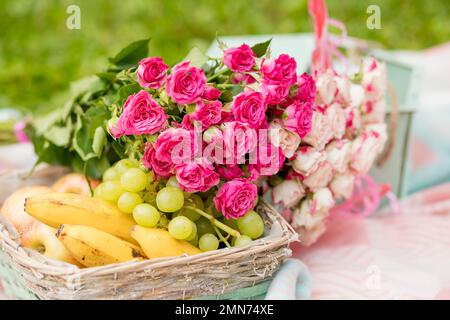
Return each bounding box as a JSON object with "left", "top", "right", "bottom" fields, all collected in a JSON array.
[
  {"left": 214, "top": 226, "right": 232, "bottom": 248},
  {"left": 184, "top": 206, "right": 240, "bottom": 238}
]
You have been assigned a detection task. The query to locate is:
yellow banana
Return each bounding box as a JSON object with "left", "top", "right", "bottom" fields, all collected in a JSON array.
[
  {"left": 57, "top": 225, "right": 144, "bottom": 267},
  {"left": 25, "top": 192, "right": 136, "bottom": 244},
  {"left": 131, "top": 225, "right": 201, "bottom": 259}
]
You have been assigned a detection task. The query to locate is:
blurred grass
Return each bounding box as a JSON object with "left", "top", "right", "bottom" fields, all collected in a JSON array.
[{"left": 0, "top": 0, "right": 449, "bottom": 113}]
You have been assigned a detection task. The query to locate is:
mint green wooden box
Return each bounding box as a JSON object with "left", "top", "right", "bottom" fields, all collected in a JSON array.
[{"left": 209, "top": 33, "right": 419, "bottom": 196}]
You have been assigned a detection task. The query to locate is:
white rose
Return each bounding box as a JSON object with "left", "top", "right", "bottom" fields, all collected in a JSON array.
[
  {"left": 269, "top": 120, "right": 301, "bottom": 159},
  {"left": 303, "top": 109, "right": 334, "bottom": 150},
  {"left": 362, "top": 99, "right": 386, "bottom": 124},
  {"left": 330, "top": 172, "right": 355, "bottom": 199},
  {"left": 350, "top": 83, "right": 365, "bottom": 108},
  {"left": 292, "top": 146, "right": 326, "bottom": 176},
  {"left": 315, "top": 70, "right": 337, "bottom": 105},
  {"left": 343, "top": 106, "right": 362, "bottom": 137},
  {"left": 326, "top": 139, "right": 352, "bottom": 173},
  {"left": 272, "top": 179, "right": 305, "bottom": 208},
  {"left": 302, "top": 161, "right": 334, "bottom": 191},
  {"left": 362, "top": 57, "right": 387, "bottom": 102},
  {"left": 351, "top": 123, "right": 387, "bottom": 173},
  {"left": 335, "top": 75, "right": 351, "bottom": 106},
  {"left": 327, "top": 103, "right": 346, "bottom": 140},
  {"left": 312, "top": 187, "right": 335, "bottom": 212}
]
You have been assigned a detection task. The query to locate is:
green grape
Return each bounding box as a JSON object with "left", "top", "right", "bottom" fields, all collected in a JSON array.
[
  {"left": 221, "top": 217, "right": 238, "bottom": 230},
  {"left": 188, "top": 233, "right": 199, "bottom": 246},
  {"left": 145, "top": 172, "right": 156, "bottom": 191},
  {"left": 186, "top": 221, "right": 197, "bottom": 241},
  {"left": 168, "top": 216, "right": 193, "bottom": 240},
  {"left": 117, "top": 192, "right": 143, "bottom": 214},
  {"left": 196, "top": 217, "right": 215, "bottom": 237},
  {"left": 234, "top": 235, "right": 253, "bottom": 247},
  {"left": 199, "top": 233, "right": 219, "bottom": 252},
  {"left": 93, "top": 183, "right": 106, "bottom": 199},
  {"left": 166, "top": 176, "right": 181, "bottom": 189},
  {"left": 133, "top": 203, "right": 160, "bottom": 228},
  {"left": 143, "top": 191, "right": 158, "bottom": 207},
  {"left": 114, "top": 159, "right": 139, "bottom": 174},
  {"left": 120, "top": 168, "right": 147, "bottom": 193},
  {"left": 158, "top": 214, "right": 169, "bottom": 228},
  {"left": 99, "top": 181, "right": 125, "bottom": 203},
  {"left": 237, "top": 211, "right": 264, "bottom": 239},
  {"left": 180, "top": 194, "right": 204, "bottom": 221},
  {"left": 102, "top": 167, "right": 120, "bottom": 181},
  {"left": 156, "top": 187, "right": 184, "bottom": 212}
]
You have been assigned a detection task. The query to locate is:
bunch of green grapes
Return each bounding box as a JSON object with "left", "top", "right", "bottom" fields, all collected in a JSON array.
[{"left": 94, "top": 159, "right": 266, "bottom": 252}]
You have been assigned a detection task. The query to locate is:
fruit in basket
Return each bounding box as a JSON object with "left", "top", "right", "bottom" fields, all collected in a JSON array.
[
  {"left": 120, "top": 168, "right": 147, "bottom": 192},
  {"left": 156, "top": 186, "right": 184, "bottom": 212},
  {"left": 93, "top": 180, "right": 124, "bottom": 203},
  {"left": 25, "top": 192, "right": 137, "bottom": 244},
  {"left": 234, "top": 235, "right": 253, "bottom": 247},
  {"left": 236, "top": 210, "right": 265, "bottom": 239},
  {"left": 132, "top": 203, "right": 160, "bottom": 227},
  {"left": 198, "top": 233, "right": 219, "bottom": 252},
  {"left": 52, "top": 173, "right": 99, "bottom": 195},
  {"left": 117, "top": 192, "right": 143, "bottom": 214},
  {"left": 21, "top": 223, "right": 81, "bottom": 266},
  {"left": 57, "top": 225, "right": 144, "bottom": 267},
  {"left": 131, "top": 225, "right": 201, "bottom": 259},
  {"left": 168, "top": 216, "right": 193, "bottom": 240},
  {"left": 0, "top": 186, "right": 79, "bottom": 265}
]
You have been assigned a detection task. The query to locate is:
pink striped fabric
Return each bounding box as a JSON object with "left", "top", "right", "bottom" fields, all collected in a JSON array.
[{"left": 292, "top": 182, "right": 450, "bottom": 299}]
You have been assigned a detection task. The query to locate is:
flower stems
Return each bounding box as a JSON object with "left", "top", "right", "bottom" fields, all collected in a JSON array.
[
  {"left": 214, "top": 226, "right": 232, "bottom": 248},
  {"left": 184, "top": 206, "right": 240, "bottom": 238}
]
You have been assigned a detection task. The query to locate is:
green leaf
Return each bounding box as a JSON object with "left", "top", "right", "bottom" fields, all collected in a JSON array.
[
  {"left": 72, "top": 105, "right": 111, "bottom": 161},
  {"left": 251, "top": 39, "right": 272, "bottom": 58},
  {"left": 92, "top": 127, "right": 107, "bottom": 157},
  {"left": 183, "top": 47, "right": 207, "bottom": 68},
  {"left": 109, "top": 38, "right": 151, "bottom": 69},
  {"left": 118, "top": 83, "right": 141, "bottom": 105},
  {"left": 43, "top": 120, "right": 73, "bottom": 147}
]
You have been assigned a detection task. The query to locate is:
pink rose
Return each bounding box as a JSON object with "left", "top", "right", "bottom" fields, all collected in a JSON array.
[
  {"left": 302, "top": 161, "right": 334, "bottom": 192},
  {"left": 137, "top": 57, "right": 168, "bottom": 89},
  {"left": 154, "top": 128, "right": 198, "bottom": 165},
  {"left": 192, "top": 100, "right": 222, "bottom": 129},
  {"left": 272, "top": 179, "right": 305, "bottom": 208},
  {"left": 232, "top": 91, "right": 267, "bottom": 128},
  {"left": 202, "top": 85, "right": 222, "bottom": 100},
  {"left": 362, "top": 57, "right": 387, "bottom": 102},
  {"left": 142, "top": 143, "right": 174, "bottom": 179},
  {"left": 261, "top": 54, "right": 297, "bottom": 85},
  {"left": 261, "top": 83, "right": 289, "bottom": 105},
  {"left": 223, "top": 44, "right": 256, "bottom": 72},
  {"left": 175, "top": 159, "right": 220, "bottom": 193},
  {"left": 222, "top": 121, "right": 257, "bottom": 164},
  {"left": 14, "top": 121, "right": 29, "bottom": 143},
  {"left": 351, "top": 123, "right": 387, "bottom": 174},
  {"left": 296, "top": 73, "right": 316, "bottom": 104},
  {"left": 214, "top": 179, "right": 258, "bottom": 219},
  {"left": 302, "top": 107, "right": 334, "bottom": 150},
  {"left": 232, "top": 73, "right": 257, "bottom": 85},
  {"left": 315, "top": 70, "right": 337, "bottom": 105},
  {"left": 292, "top": 146, "right": 326, "bottom": 176},
  {"left": 216, "top": 164, "right": 243, "bottom": 180},
  {"left": 330, "top": 173, "right": 355, "bottom": 199},
  {"left": 166, "top": 61, "right": 206, "bottom": 105},
  {"left": 325, "top": 140, "right": 351, "bottom": 173},
  {"left": 110, "top": 90, "right": 167, "bottom": 138},
  {"left": 248, "top": 142, "right": 285, "bottom": 179},
  {"left": 283, "top": 101, "right": 313, "bottom": 138},
  {"left": 268, "top": 120, "right": 301, "bottom": 159}
]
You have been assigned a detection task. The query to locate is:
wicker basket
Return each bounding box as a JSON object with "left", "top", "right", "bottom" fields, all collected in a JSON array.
[{"left": 0, "top": 166, "right": 297, "bottom": 300}]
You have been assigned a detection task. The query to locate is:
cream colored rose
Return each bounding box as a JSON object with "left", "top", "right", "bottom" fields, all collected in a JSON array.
[
  {"left": 326, "top": 139, "right": 352, "bottom": 173},
  {"left": 303, "top": 109, "right": 334, "bottom": 150},
  {"left": 269, "top": 120, "right": 301, "bottom": 159},
  {"left": 362, "top": 99, "right": 386, "bottom": 125},
  {"left": 330, "top": 172, "right": 355, "bottom": 200},
  {"left": 272, "top": 179, "right": 305, "bottom": 208},
  {"left": 327, "top": 103, "right": 346, "bottom": 140},
  {"left": 349, "top": 83, "right": 365, "bottom": 109},
  {"left": 292, "top": 146, "right": 326, "bottom": 176},
  {"left": 303, "top": 161, "right": 334, "bottom": 191},
  {"left": 362, "top": 57, "right": 387, "bottom": 102},
  {"left": 351, "top": 123, "right": 387, "bottom": 174},
  {"left": 315, "top": 69, "right": 337, "bottom": 105}
]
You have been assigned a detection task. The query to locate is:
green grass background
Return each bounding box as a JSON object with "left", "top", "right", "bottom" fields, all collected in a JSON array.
[{"left": 0, "top": 0, "right": 449, "bottom": 113}]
